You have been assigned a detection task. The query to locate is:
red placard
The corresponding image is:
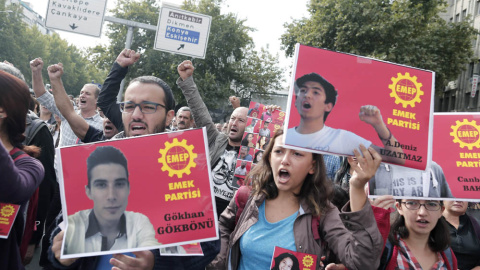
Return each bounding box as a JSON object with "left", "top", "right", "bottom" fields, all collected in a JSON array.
[
  {"left": 284, "top": 44, "right": 434, "bottom": 171},
  {"left": 433, "top": 113, "right": 480, "bottom": 200},
  {"left": 270, "top": 246, "right": 317, "bottom": 270},
  {"left": 57, "top": 128, "right": 218, "bottom": 258},
  {"left": 0, "top": 203, "right": 20, "bottom": 239}
]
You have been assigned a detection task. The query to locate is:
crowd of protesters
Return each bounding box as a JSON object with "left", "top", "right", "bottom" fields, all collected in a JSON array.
[{"left": 0, "top": 49, "right": 479, "bottom": 270}]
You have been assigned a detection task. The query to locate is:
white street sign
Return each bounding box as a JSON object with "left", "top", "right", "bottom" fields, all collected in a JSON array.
[
  {"left": 154, "top": 5, "right": 212, "bottom": 59},
  {"left": 45, "top": 0, "right": 108, "bottom": 37}
]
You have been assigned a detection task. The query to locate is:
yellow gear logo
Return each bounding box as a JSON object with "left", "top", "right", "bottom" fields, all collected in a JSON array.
[
  {"left": 388, "top": 72, "right": 424, "bottom": 108},
  {"left": 302, "top": 254, "right": 314, "bottom": 268},
  {"left": 158, "top": 138, "right": 197, "bottom": 178},
  {"left": 450, "top": 119, "right": 480, "bottom": 150},
  {"left": 278, "top": 111, "right": 285, "bottom": 120},
  {"left": 0, "top": 204, "right": 15, "bottom": 217}
]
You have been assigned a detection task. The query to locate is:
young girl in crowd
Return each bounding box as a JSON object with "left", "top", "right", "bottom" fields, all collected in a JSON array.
[
  {"left": 378, "top": 199, "right": 457, "bottom": 269},
  {"left": 0, "top": 71, "right": 44, "bottom": 269},
  {"left": 208, "top": 130, "right": 383, "bottom": 270}
]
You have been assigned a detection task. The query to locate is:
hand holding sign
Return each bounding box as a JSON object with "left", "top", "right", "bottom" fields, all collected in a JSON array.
[
  {"left": 53, "top": 231, "right": 78, "bottom": 267},
  {"left": 110, "top": 251, "right": 154, "bottom": 270}
]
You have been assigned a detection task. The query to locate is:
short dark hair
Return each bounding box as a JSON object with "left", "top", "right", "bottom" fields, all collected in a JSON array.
[
  {"left": 295, "top": 73, "right": 338, "bottom": 121},
  {"left": 129, "top": 76, "right": 176, "bottom": 112},
  {"left": 389, "top": 200, "right": 450, "bottom": 252},
  {"left": 86, "top": 146, "right": 129, "bottom": 188}
]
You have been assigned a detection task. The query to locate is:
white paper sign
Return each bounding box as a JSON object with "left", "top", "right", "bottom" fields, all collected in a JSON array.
[
  {"left": 45, "top": 0, "right": 108, "bottom": 37},
  {"left": 154, "top": 5, "right": 212, "bottom": 59}
]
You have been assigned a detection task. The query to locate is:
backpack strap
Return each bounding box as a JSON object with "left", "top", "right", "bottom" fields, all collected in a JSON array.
[
  {"left": 23, "top": 118, "right": 47, "bottom": 145},
  {"left": 443, "top": 247, "right": 455, "bottom": 269},
  {"left": 378, "top": 239, "right": 394, "bottom": 270},
  {"left": 234, "top": 186, "right": 251, "bottom": 225},
  {"left": 467, "top": 214, "right": 480, "bottom": 242}
]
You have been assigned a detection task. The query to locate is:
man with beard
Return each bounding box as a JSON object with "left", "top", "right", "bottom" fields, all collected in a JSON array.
[
  {"left": 176, "top": 107, "right": 193, "bottom": 130},
  {"left": 30, "top": 58, "right": 103, "bottom": 147},
  {"left": 46, "top": 50, "right": 219, "bottom": 270},
  {"left": 177, "top": 60, "right": 248, "bottom": 215}
]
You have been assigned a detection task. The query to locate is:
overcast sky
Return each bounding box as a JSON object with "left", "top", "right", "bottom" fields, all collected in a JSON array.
[{"left": 29, "top": 0, "right": 310, "bottom": 88}]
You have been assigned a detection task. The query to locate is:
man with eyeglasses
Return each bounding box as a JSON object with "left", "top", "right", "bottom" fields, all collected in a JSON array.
[
  {"left": 45, "top": 49, "right": 220, "bottom": 270},
  {"left": 369, "top": 161, "right": 453, "bottom": 198}
]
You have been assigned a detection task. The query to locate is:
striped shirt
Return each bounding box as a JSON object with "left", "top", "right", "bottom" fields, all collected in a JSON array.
[{"left": 37, "top": 90, "right": 103, "bottom": 146}]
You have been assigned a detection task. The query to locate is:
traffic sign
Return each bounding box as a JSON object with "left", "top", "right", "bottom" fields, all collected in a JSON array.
[
  {"left": 45, "top": 0, "right": 108, "bottom": 37},
  {"left": 154, "top": 5, "right": 212, "bottom": 59}
]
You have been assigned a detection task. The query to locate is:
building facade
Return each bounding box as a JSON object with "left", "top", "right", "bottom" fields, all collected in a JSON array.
[
  {"left": 5, "top": 0, "right": 53, "bottom": 35},
  {"left": 438, "top": 0, "right": 480, "bottom": 112}
]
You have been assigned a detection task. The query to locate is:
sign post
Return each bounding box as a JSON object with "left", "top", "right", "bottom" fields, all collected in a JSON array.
[
  {"left": 154, "top": 4, "right": 212, "bottom": 59},
  {"left": 45, "top": 0, "right": 108, "bottom": 37}
]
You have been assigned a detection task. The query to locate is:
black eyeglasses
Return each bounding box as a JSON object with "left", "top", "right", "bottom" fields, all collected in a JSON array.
[
  {"left": 402, "top": 201, "right": 441, "bottom": 211},
  {"left": 118, "top": 101, "right": 166, "bottom": 114}
]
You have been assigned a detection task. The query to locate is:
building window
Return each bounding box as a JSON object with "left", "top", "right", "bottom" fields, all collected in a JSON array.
[
  {"left": 463, "top": 9, "right": 467, "bottom": 20},
  {"left": 455, "top": 13, "right": 460, "bottom": 22}
]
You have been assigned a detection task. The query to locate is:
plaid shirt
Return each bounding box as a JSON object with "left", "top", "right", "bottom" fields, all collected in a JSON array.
[
  {"left": 37, "top": 91, "right": 103, "bottom": 147},
  {"left": 396, "top": 238, "right": 446, "bottom": 270},
  {"left": 323, "top": 154, "right": 341, "bottom": 180}
]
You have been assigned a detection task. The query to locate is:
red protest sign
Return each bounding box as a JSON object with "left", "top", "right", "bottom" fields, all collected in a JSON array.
[
  {"left": 284, "top": 44, "right": 434, "bottom": 170},
  {"left": 433, "top": 113, "right": 480, "bottom": 200},
  {"left": 57, "top": 128, "right": 218, "bottom": 259},
  {"left": 0, "top": 203, "right": 20, "bottom": 239}
]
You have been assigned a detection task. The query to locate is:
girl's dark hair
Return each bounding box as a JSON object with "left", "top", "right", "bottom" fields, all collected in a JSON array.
[
  {"left": 389, "top": 200, "right": 450, "bottom": 252},
  {"left": 0, "top": 71, "right": 40, "bottom": 157},
  {"left": 271, "top": 252, "right": 300, "bottom": 270},
  {"left": 249, "top": 129, "right": 333, "bottom": 216},
  {"left": 331, "top": 184, "right": 349, "bottom": 211}
]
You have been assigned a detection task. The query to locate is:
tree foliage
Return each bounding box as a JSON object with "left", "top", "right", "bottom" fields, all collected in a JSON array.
[
  {"left": 281, "top": 0, "right": 477, "bottom": 93},
  {"left": 88, "top": 0, "right": 284, "bottom": 112},
  {"left": 0, "top": 0, "right": 105, "bottom": 96}
]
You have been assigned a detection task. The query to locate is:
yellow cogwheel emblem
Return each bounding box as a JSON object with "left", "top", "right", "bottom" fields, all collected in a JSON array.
[
  {"left": 278, "top": 111, "right": 285, "bottom": 120},
  {"left": 450, "top": 119, "right": 480, "bottom": 150},
  {"left": 0, "top": 204, "right": 15, "bottom": 217},
  {"left": 388, "top": 72, "right": 424, "bottom": 108},
  {"left": 302, "top": 254, "right": 314, "bottom": 268},
  {"left": 158, "top": 138, "right": 197, "bottom": 178}
]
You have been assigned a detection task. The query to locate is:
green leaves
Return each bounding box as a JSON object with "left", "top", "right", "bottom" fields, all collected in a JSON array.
[
  {"left": 281, "top": 0, "right": 476, "bottom": 94},
  {"left": 89, "top": 0, "right": 283, "bottom": 114}
]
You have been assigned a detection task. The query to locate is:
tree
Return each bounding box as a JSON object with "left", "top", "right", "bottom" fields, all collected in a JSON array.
[
  {"left": 281, "top": 0, "right": 477, "bottom": 93},
  {"left": 0, "top": 0, "right": 105, "bottom": 95},
  {"left": 88, "top": 0, "right": 284, "bottom": 113}
]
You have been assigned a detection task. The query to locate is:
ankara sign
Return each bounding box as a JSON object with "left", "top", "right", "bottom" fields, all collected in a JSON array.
[{"left": 154, "top": 5, "right": 212, "bottom": 59}]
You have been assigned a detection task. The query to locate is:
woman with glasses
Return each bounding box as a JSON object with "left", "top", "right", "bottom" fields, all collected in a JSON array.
[
  {"left": 442, "top": 200, "right": 480, "bottom": 270},
  {"left": 378, "top": 200, "right": 457, "bottom": 270}
]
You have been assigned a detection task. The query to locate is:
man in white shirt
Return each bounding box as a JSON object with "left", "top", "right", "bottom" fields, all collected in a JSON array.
[
  {"left": 30, "top": 58, "right": 103, "bottom": 146},
  {"left": 64, "top": 146, "right": 158, "bottom": 255}
]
